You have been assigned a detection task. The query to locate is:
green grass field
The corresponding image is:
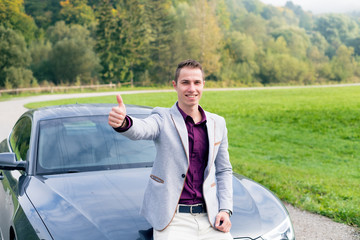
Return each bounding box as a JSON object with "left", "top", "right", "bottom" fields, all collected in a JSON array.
[{"left": 25, "top": 86, "right": 360, "bottom": 227}]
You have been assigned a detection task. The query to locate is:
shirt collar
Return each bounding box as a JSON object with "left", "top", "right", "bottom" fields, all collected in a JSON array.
[{"left": 176, "top": 102, "right": 207, "bottom": 124}]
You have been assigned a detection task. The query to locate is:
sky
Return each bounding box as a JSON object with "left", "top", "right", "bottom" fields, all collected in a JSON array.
[{"left": 259, "top": 0, "right": 360, "bottom": 14}]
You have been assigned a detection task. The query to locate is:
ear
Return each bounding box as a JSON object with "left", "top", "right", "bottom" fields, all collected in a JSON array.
[{"left": 172, "top": 80, "right": 177, "bottom": 88}]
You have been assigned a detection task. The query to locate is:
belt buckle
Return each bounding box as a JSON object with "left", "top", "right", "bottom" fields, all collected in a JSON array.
[
  {"left": 190, "top": 205, "right": 195, "bottom": 215},
  {"left": 190, "top": 204, "right": 201, "bottom": 215}
]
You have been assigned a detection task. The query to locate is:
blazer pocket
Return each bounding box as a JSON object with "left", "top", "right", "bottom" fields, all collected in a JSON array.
[{"left": 150, "top": 174, "right": 164, "bottom": 184}]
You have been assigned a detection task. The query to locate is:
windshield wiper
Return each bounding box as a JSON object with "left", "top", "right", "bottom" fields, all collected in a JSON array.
[
  {"left": 64, "top": 169, "right": 81, "bottom": 173},
  {"left": 37, "top": 169, "right": 82, "bottom": 175}
]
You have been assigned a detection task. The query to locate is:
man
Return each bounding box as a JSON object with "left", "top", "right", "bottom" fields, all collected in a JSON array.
[{"left": 108, "top": 59, "right": 233, "bottom": 240}]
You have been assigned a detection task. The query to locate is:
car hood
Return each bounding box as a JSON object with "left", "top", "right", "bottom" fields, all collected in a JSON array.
[
  {"left": 230, "top": 174, "right": 288, "bottom": 238},
  {"left": 25, "top": 169, "right": 287, "bottom": 240},
  {"left": 26, "top": 168, "right": 152, "bottom": 240}
]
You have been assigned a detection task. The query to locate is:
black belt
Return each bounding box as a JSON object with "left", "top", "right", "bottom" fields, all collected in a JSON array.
[{"left": 178, "top": 204, "right": 207, "bottom": 214}]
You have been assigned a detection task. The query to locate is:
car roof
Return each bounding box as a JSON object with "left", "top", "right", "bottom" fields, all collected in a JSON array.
[{"left": 28, "top": 104, "right": 153, "bottom": 123}]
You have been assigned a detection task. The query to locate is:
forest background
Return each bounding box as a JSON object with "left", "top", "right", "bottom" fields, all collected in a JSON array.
[{"left": 1, "top": 0, "right": 360, "bottom": 90}]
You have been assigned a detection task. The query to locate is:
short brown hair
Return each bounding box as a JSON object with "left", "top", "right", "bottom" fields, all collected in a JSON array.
[{"left": 174, "top": 59, "right": 204, "bottom": 83}]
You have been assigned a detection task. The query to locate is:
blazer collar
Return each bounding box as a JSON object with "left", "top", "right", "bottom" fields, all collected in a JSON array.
[
  {"left": 170, "top": 104, "right": 189, "bottom": 162},
  {"left": 205, "top": 112, "right": 215, "bottom": 177},
  {"left": 170, "top": 103, "right": 216, "bottom": 166}
]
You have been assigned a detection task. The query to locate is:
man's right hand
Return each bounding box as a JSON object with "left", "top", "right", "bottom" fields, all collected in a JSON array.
[{"left": 108, "top": 94, "right": 127, "bottom": 128}]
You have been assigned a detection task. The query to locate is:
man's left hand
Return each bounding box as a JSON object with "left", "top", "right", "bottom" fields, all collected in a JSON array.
[{"left": 215, "top": 211, "right": 231, "bottom": 233}]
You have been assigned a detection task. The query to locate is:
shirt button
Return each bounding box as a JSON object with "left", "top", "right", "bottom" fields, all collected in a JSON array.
[{"left": 181, "top": 174, "right": 186, "bottom": 178}]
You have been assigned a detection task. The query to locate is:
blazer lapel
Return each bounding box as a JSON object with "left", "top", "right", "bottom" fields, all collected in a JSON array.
[
  {"left": 170, "top": 104, "right": 189, "bottom": 163},
  {"left": 205, "top": 112, "right": 215, "bottom": 178}
]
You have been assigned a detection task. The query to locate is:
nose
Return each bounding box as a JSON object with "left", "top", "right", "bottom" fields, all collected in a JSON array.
[{"left": 188, "top": 82, "right": 196, "bottom": 92}]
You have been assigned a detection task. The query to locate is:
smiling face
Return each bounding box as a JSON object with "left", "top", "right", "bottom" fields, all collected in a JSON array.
[{"left": 172, "top": 67, "right": 204, "bottom": 112}]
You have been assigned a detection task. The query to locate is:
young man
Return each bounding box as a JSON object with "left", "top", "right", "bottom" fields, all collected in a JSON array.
[{"left": 108, "top": 59, "right": 233, "bottom": 240}]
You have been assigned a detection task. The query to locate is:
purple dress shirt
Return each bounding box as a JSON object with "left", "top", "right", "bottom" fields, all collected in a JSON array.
[{"left": 177, "top": 104, "right": 209, "bottom": 205}]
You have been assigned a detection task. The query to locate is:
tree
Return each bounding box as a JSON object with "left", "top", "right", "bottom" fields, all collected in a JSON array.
[
  {"left": 330, "top": 45, "right": 356, "bottom": 81},
  {"left": 170, "top": 2, "right": 192, "bottom": 66},
  {"left": 47, "top": 20, "right": 94, "bottom": 46},
  {"left": 0, "top": 26, "right": 32, "bottom": 88},
  {"left": 214, "top": 0, "right": 231, "bottom": 31},
  {"left": 261, "top": 5, "right": 282, "bottom": 20},
  {"left": 280, "top": 6, "right": 299, "bottom": 26},
  {"left": 29, "top": 40, "right": 52, "bottom": 83},
  {"left": 225, "top": 31, "right": 257, "bottom": 63},
  {"left": 314, "top": 14, "right": 359, "bottom": 45},
  {"left": 2, "top": 67, "right": 35, "bottom": 89},
  {"left": 94, "top": 0, "right": 121, "bottom": 83},
  {"left": 24, "top": 0, "right": 62, "bottom": 29},
  {"left": 265, "top": 35, "right": 289, "bottom": 55},
  {"left": 144, "top": 0, "right": 175, "bottom": 84},
  {"left": 271, "top": 27, "right": 310, "bottom": 59},
  {"left": 308, "top": 46, "right": 327, "bottom": 62},
  {"left": 220, "top": 31, "right": 260, "bottom": 85},
  {"left": 115, "top": 0, "right": 150, "bottom": 85},
  {"left": 0, "top": 0, "right": 38, "bottom": 41},
  {"left": 285, "top": 1, "right": 313, "bottom": 30},
  {"left": 183, "top": 0, "right": 223, "bottom": 78},
  {"left": 46, "top": 21, "right": 100, "bottom": 84},
  {"left": 241, "top": 0, "right": 263, "bottom": 14},
  {"left": 49, "top": 38, "right": 100, "bottom": 84},
  {"left": 258, "top": 52, "right": 312, "bottom": 85},
  {"left": 224, "top": 0, "right": 249, "bottom": 26},
  {"left": 347, "top": 37, "right": 360, "bottom": 56},
  {"left": 309, "top": 31, "right": 329, "bottom": 55},
  {"left": 232, "top": 12, "right": 267, "bottom": 44},
  {"left": 59, "top": 0, "right": 95, "bottom": 26}
]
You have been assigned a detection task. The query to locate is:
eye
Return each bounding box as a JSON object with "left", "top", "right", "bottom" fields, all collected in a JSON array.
[{"left": 181, "top": 80, "right": 190, "bottom": 85}]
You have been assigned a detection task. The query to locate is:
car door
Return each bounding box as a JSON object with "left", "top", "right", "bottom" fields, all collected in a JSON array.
[{"left": 0, "top": 116, "right": 31, "bottom": 240}]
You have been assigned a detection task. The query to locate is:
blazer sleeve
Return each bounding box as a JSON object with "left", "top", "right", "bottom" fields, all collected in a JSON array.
[
  {"left": 214, "top": 118, "right": 233, "bottom": 212},
  {"left": 120, "top": 107, "right": 164, "bottom": 141}
]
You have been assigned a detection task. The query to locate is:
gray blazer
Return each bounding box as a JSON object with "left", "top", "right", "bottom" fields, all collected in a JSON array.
[{"left": 121, "top": 103, "right": 233, "bottom": 231}]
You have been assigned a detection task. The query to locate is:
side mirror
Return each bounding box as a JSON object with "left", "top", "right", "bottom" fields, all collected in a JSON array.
[{"left": 0, "top": 153, "right": 27, "bottom": 171}]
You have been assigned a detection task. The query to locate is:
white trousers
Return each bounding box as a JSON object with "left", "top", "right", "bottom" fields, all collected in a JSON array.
[{"left": 153, "top": 212, "right": 233, "bottom": 240}]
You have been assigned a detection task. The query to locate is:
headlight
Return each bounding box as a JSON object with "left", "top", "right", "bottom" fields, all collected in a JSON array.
[{"left": 260, "top": 217, "right": 295, "bottom": 240}]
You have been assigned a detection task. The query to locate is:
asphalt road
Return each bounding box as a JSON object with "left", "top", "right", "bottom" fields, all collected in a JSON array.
[{"left": 0, "top": 89, "right": 359, "bottom": 239}]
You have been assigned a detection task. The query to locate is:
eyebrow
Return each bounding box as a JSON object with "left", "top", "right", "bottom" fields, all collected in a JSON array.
[{"left": 180, "top": 79, "right": 202, "bottom": 82}]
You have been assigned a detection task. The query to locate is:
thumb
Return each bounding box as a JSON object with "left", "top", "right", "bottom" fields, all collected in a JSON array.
[
  {"left": 117, "top": 94, "right": 124, "bottom": 107},
  {"left": 215, "top": 214, "right": 221, "bottom": 227}
]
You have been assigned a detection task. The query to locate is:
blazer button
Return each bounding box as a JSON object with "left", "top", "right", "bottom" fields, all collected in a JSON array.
[{"left": 181, "top": 174, "right": 186, "bottom": 178}]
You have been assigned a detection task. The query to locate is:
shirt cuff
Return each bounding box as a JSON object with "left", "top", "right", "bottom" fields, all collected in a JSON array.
[{"left": 113, "top": 115, "right": 133, "bottom": 132}]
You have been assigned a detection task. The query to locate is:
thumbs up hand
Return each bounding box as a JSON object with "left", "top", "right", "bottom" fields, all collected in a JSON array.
[{"left": 108, "top": 94, "right": 127, "bottom": 128}]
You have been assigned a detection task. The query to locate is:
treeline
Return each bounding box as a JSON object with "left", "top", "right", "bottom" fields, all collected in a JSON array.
[{"left": 1, "top": 0, "right": 360, "bottom": 89}]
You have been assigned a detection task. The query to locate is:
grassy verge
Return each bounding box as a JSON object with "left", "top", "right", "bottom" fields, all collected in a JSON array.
[
  {"left": 25, "top": 86, "right": 360, "bottom": 227},
  {"left": 0, "top": 86, "right": 168, "bottom": 102}
]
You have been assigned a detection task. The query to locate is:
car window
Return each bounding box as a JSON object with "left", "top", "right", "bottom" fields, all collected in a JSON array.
[
  {"left": 10, "top": 117, "right": 32, "bottom": 161},
  {"left": 36, "top": 115, "right": 156, "bottom": 174}
]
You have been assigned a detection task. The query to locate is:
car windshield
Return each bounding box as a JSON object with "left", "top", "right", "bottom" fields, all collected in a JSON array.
[{"left": 36, "top": 114, "right": 155, "bottom": 175}]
